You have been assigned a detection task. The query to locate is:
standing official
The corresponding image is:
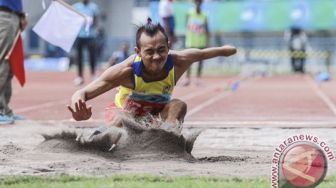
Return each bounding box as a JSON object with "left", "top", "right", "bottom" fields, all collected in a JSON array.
[{"left": 0, "top": 0, "right": 27, "bottom": 124}]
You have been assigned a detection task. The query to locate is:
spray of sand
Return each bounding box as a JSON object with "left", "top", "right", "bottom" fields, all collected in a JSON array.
[{"left": 39, "top": 115, "right": 201, "bottom": 161}]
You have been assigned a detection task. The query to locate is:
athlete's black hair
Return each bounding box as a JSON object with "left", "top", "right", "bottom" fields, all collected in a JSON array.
[{"left": 135, "top": 18, "right": 169, "bottom": 48}]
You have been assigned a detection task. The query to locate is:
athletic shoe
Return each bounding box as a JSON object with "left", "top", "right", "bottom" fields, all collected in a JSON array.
[
  {"left": 11, "top": 115, "right": 25, "bottom": 120},
  {"left": 73, "top": 77, "right": 84, "bottom": 86},
  {"left": 0, "top": 115, "right": 14, "bottom": 125}
]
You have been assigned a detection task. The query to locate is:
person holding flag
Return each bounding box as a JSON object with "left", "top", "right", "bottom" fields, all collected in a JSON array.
[{"left": 0, "top": 0, "right": 27, "bottom": 124}]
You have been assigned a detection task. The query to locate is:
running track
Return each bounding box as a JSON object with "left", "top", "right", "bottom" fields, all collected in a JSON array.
[{"left": 10, "top": 71, "right": 336, "bottom": 128}]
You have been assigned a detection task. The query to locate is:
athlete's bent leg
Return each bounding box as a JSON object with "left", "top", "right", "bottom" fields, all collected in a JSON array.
[{"left": 160, "top": 99, "right": 187, "bottom": 126}]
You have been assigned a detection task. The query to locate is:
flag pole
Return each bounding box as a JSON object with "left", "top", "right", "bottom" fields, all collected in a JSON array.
[
  {"left": 5, "top": 30, "right": 21, "bottom": 60},
  {"left": 56, "top": 0, "right": 86, "bottom": 19}
]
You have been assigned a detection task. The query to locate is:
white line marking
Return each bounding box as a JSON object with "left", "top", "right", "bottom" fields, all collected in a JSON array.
[
  {"left": 184, "top": 120, "right": 336, "bottom": 126},
  {"left": 178, "top": 83, "right": 228, "bottom": 101},
  {"left": 186, "top": 92, "right": 231, "bottom": 117},
  {"left": 38, "top": 119, "right": 336, "bottom": 128},
  {"left": 305, "top": 76, "right": 336, "bottom": 116},
  {"left": 15, "top": 99, "right": 68, "bottom": 113},
  {"left": 185, "top": 76, "right": 250, "bottom": 117}
]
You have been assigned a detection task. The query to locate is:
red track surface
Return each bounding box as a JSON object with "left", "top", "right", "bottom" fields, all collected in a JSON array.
[{"left": 10, "top": 71, "right": 336, "bottom": 127}]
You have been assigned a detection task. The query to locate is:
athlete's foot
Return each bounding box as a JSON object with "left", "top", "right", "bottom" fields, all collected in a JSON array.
[
  {"left": 88, "top": 126, "right": 108, "bottom": 140},
  {"left": 0, "top": 115, "right": 14, "bottom": 125}
]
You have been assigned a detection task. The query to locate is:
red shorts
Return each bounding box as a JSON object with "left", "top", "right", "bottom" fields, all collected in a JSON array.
[
  {"left": 105, "top": 99, "right": 167, "bottom": 123},
  {"left": 123, "top": 98, "right": 166, "bottom": 116}
]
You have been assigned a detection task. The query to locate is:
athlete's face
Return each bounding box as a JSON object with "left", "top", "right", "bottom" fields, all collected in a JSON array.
[
  {"left": 135, "top": 32, "right": 169, "bottom": 75},
  {"left": 195, "top": 0, "right": 202, "bottom": 9}
]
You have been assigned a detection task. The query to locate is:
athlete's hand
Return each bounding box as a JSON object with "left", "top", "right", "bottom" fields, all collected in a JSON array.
[
  {"left": 67, "top": 100, "right": 92, "bottom": 121},
  {"left": 220, "top": 45, "right": 237, "bottom": 56},
  {"left": 20, "top": 18, "right": 27, "bottom": 31}
]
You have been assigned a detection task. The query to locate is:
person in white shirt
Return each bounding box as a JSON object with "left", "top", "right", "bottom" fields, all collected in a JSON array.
[
  {"left": 72, "top": 0, "right": 99, "bottom": 85},
  {"left": 159, "top": 0, "right": 175, "bottom": 48}
]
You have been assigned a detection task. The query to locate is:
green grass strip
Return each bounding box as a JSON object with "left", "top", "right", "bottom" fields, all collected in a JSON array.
[{"left": 0, "top": 174, "right": 336, "bottom": 188}]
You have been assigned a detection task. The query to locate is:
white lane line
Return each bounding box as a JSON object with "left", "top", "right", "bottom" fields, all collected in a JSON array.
[
  {"left": 305, "top": 76, "right": 336, "bottom": 116},
  {"left": 178, "top": 82, "right": 229, "bottom": 101},
  {"left": 15, "top": 99, "right": 69, "bottom": 113},
  {"left": 184, "top": 120, "right": 336, "bottom": 126},
  {"left": 186, "top": 92, "right": 231, "bottom": 117},
  {"left": 185, "top": 76, "right": 250, "bottom": 117},
  {"left": 37, "top": 119, "right": 336, "bottom": 128}
]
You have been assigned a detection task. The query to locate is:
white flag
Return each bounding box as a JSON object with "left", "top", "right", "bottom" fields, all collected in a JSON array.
[{"left": 33, "top": 0, "right": 85, "bottom": 52}]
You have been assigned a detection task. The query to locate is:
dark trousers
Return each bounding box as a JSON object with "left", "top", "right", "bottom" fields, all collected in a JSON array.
[
  {"left": 291, "top": 50, "right": 306, "bottom": 73},
  {"left": 186, "top": 47, "right": 205, "bottom": 78},
  {"left": 187, "top": 60, "right": 203, "bottom": 78},
  {"left": 0, "top": 11, "right": 19, "bottom": 115},
  {"left": 76, "top": 37, "right": 96, "bottom": 77}
]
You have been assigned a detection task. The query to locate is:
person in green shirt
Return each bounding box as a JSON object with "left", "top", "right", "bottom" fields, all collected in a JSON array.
[{"left": 184, "top": 0, "right": 209, "bottom": 86}]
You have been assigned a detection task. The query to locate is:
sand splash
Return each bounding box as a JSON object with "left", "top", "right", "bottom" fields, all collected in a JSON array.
[{"left": 39, "top": 115, "right": 201, "bottom": 161}]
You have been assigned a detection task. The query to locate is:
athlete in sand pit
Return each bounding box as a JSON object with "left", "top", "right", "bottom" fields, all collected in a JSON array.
[{"left": 68, "top": 18, "right": 236, "bottom": 129}]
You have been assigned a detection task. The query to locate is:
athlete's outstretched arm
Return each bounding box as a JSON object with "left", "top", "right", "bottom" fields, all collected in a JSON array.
[
  {"left": 172, "top": 45, "right": 236, "bottom": 79},
  {"left": 68, "top": 55, "right": 135, "bottom": 121},
  {"left": 174, "top": 45, "right": 236, "bottom": 64}
]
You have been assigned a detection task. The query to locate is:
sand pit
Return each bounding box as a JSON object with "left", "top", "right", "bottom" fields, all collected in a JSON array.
[{"left": 1, "top": 120, "right": 336, "bottom": 177}]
